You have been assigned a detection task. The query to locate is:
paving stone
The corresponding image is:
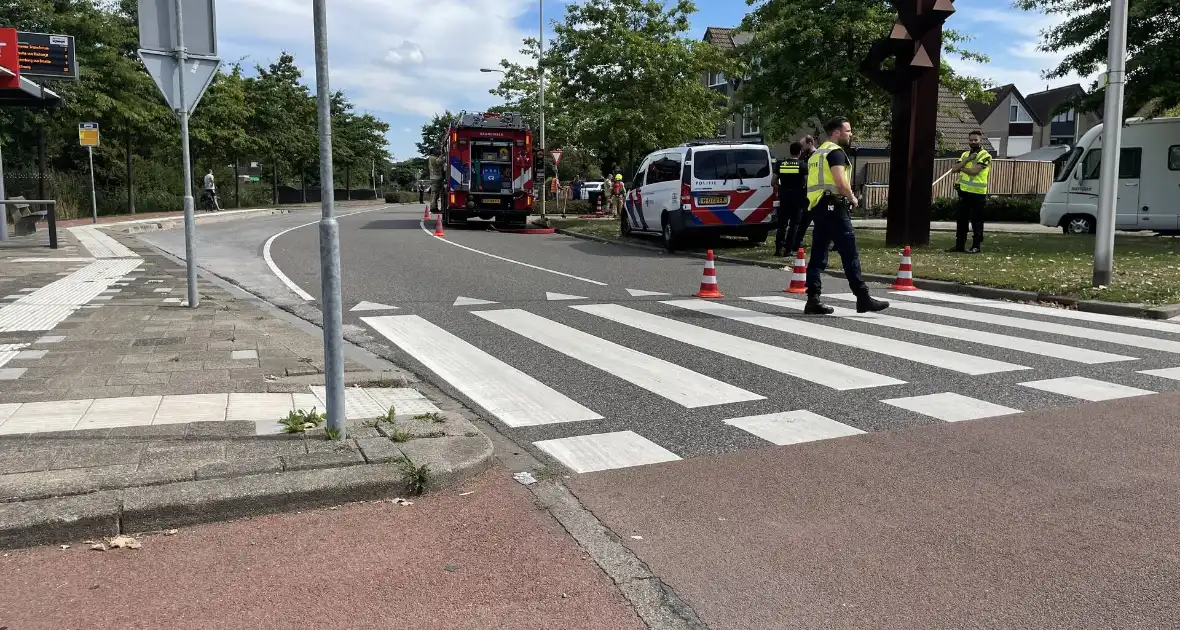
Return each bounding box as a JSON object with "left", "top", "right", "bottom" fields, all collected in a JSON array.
[
  {"left": 356, "top": 437, "right": 402, "bottom": 464},
  {"left": 185, "top": 421, "right": 256, "bottom": 438},
  {"left": 0, "top": 490, "right": 122, "bottom": 549},
  {"left": 108, "top": 423, "right": 190, "bottom": 439},
  {"left": 195, "top": 457, "right": 283, "bottom": 480},
  {"left": 0, "top": 464, "right": 138, "bottom": 501},
  {"left": 305, "top": 439, "right": 359, "bottom": 454},
  {"left": 225, "top": 440, "right": 307, "bottom": 459},
  {"left": 50, "top": 442, "right": 146, "bottom": 469},
  {"left": 106, "top": 372, "right": 171, "bottom": 386},
  {"left": 231, "top": 349, "right": 259, "bottom": 360},
  {"left": 0, "top": 447, "right": 54, "bottom": 474},
  {"left": 140, "top": 441, "right": 225, "bottom": 468},
  {"left": 281, "top": 449, "right": 365, "bottom": 471}
]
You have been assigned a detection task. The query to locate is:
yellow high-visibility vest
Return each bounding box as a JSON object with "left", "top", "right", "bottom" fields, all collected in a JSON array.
[
  {"left": 806, "top": 141, "right": 847, "bottom": 210},
  {"left": 956, "top": 149, "right": 991, "bottom": 195}
]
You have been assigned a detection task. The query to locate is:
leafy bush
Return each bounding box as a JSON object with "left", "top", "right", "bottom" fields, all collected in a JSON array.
[
  {"left": 858, "top": 195, "right": 1042, "bottom": 223},
  {"left": 384, "top": 191, "right": 420, "bottom": 204}
]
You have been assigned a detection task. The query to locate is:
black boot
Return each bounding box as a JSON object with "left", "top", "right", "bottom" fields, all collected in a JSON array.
[
  {"left": 804, "top": 295, "right": 834, "bottom": 315},
  {"left": 856, "top": 292, "right": 889, "bottom": 313},
  {"left": 775, "top": 247, "right": 785, "bottom": 257}
]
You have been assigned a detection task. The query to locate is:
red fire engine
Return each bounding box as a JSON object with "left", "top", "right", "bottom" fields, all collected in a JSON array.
[{"left": 440, "top": 111, "right": 534, "bottom": 227}]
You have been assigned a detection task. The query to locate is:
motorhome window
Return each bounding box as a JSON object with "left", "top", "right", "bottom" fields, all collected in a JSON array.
[
  {"left": 1054, "top": 147, "right": 1083, "bottom": 182},
  {"left": 1081, "top": 147, "right": 1142, "bottom": 180},
  {"left": 1169, "top": 146, "right": 1180, "bottom": 171}
]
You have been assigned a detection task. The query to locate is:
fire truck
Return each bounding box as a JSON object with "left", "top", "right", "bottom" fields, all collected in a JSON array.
[{"left": 440, "top": 111, "right": 535, "bottom": 227}]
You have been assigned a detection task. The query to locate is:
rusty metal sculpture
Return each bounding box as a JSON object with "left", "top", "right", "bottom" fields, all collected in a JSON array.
[{"left": 861, "top": 0, "right": 956, "bottom": 246}]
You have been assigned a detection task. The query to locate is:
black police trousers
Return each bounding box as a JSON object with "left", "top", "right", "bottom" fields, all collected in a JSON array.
[{"left": 805, "top": 203, "right": 867, "bottom": 297}]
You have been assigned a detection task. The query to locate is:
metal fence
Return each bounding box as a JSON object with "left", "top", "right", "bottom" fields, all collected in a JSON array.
[{"left": 862, "top": 158, "right": 1055, "bottom": 208}]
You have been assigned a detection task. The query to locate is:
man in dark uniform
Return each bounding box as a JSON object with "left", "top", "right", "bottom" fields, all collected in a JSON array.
[
  {"left": 775, "top": 141, "right": 807, "bottom": 257},
  {"left": 790, "top": 135, "right": 817, "bottom": 252},
  {"left": 804, "top": 117, "right": 888, "bottom": 315}
]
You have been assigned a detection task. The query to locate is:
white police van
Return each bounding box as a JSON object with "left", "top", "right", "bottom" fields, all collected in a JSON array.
[{"left": 622, "top": 142, "right": 778, "bottom": 251}]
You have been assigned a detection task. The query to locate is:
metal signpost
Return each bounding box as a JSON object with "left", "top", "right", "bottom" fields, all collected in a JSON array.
[
  {"left": 1092, "top": 0, "right": 1129, "bottom": 287},
  {"left": 311, "top": 0, "right": 346, "bottom": 438},
  {"left": 538, "top": 0, "right": 546, "bottom": 218},
  {"left": 137, "top": 0, "right": 220, "bottom": 308},
  {"left": 79, "top": 123, "right": 99, "bottom": 224}
]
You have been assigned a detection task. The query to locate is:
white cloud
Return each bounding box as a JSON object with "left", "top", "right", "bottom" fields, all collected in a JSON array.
[{"left": 381, "top": 41, "right": 426, "bottom": 67}]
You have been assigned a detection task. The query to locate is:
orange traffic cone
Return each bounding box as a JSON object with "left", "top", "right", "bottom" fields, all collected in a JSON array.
[
  {"left": 694, "top": 250, "right": 724, "bottom": 299},
  {"left": 432, "top": 215, "right": 446, "bottom": 237},
  {"left": 595, "top": 195, "right": 604, "bottom": 216},
  {"left": 785, "top": 248, "right": 808, "bottom": 294},
  {"left": 890, "top": 246, "right": 918, "bottom": 291},
  {"left": 423, "top": 205, "right": 431, "bottom": 220}
]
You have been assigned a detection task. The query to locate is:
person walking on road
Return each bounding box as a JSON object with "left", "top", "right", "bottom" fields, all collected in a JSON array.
[
  {"left": 948, "top": 130, "right": 992, "bottom": 254},
  {"left": 418, "top": 184, "right": 425, "bottom": 205},
  {"left": 427, "top": 146, "right": 445, "bottom": 213},
  {"left": 202, "top": 169, "right": 221, "bottom": 211},
  {"left": 775, "top": 141, "right": 808, "bottom": 257},
  {"left": 803, "top": 117, "right": 889, "bottom": 315},
  {"left": 608, "top": 174, "right": 626, "bottom": 217}
]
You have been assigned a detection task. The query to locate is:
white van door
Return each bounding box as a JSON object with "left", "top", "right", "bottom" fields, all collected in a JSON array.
[
  {"left": 627, "top": 157, "right": 652, "bottom": 231},
  {"left": 1078, "top": 147, "right": 1141, "bottom": 230},
  {"left": 643, "top": 153, "right": 683, "bottom": 227}
]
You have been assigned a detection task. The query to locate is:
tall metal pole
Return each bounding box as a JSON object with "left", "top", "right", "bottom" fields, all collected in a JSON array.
[
  {"left": 1092, "top": 0, "right": 1128, "bottom": 287},
  {"left": 312, "top": 0, "right": 346, "bottom": 438},
  {"left": 174, "top": 0, "right": 199, "bottom": 307},
  {"left": 87, "top": 145, "right": 98, "bottom": 224},
  {"left": 0, "top": 138, "right": 7, "bottom": 242},
  {"left": 538, "top": 0, "right": 546, "bottom": 218}
]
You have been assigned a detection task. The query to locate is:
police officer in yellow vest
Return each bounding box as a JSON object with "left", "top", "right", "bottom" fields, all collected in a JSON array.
[
  {"left": 803, "top": 117, "right": 888, "bottom": 315},
  {"left": 948, "top": 130, "right": 992, "bottom": 253},
  {"left": 775, "top": 141, "right": 807, "bottom": 257}
]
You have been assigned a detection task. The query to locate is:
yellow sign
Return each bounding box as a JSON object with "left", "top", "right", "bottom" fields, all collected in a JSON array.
[{"left": 78, "top": 122, "right": 99, "bottom": 147}]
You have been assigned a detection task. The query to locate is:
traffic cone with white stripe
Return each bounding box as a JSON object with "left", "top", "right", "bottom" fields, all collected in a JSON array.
[
  {"left": 890, "top": 245, "right": 918, "bottom": 291},
  {"left": 432, "top": 214, "right": 447, "bottom": 237},
  {"left": 423, "top": 205, "right": 431, "bottom": 220},
  {"left": 785, "top": 248, "right": 808, "bottom": 294},
  {"left": 694, "top": 249, "right": 724, "bottom": 298}
]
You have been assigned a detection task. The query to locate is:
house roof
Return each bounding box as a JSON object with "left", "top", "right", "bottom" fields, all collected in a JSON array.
[
  {"left": 1025, "top": 84, "right": 1086, "bottom": 123},
  {"left": 703, "top": 26, "right": 737, "bottom": 49},
  {"left": 855, "top": 85, "right": 994, "bottom": 153},
  {"left": 966, "top": 84, "right": 1044, "bottom": 126}
]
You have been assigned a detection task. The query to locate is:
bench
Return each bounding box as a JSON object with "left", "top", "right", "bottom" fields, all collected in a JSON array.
[{"left": 5, "top": 196, "right": 48, "bottom": 236}]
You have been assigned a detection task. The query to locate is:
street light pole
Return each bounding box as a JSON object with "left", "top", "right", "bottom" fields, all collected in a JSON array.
[
  {"left": 312, "top": 0, "right": 346, "bottom": 438},
  {"left": 538, "top": 0, "right": 546, "bottom": 219},
  {"left": 1092, "top": 0, "right": 1128, "bottom": 287}
]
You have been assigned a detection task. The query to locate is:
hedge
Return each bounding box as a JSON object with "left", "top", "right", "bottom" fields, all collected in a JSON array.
[{"left": 862, "top": 195, "right": 1042, "bottom": 223}]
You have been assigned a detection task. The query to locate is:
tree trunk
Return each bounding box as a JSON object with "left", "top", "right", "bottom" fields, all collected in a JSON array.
[
  {"left": 345, "top": 165, "right": 351, "bottom": 201},
  {"left": 37, "top": 124, "right": 46, "bottom": 200},
  {"left": 271, "top": 156, "right": 278, "bottom": 205},
  {"left": 126, "top": 129, "right": 135, "bottom": 214},
  {"left": 234, "top": 154, "right": 240, "bottom": 208},
  {"left": 300, "top": 164, "right": 306, "bottom": 203}
]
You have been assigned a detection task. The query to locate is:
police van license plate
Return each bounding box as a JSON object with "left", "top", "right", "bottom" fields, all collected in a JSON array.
[{"left": 698, "top": 195, "right": 728, "bottom": 206}]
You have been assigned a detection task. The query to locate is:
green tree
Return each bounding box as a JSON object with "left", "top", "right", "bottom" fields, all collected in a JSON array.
[
  {"left": 734, "top": 0, "right": 991, "bottom": 143},
  {"left": 538, "top": 0, "right": 730, "bottom": 173},
  {"left": 1015, "top": 0, "right": 1179, "bottom": 118},
  {"left": 417, "top": 111, "right": 459, "bottom": 156},
  {"left": 245, "top": 53, "right": 317, "bottom": 191}
]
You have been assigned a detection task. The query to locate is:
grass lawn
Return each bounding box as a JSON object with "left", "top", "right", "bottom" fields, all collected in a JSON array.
[{"left": 552, "top": 218, "right": 1180, "bottom": 306}]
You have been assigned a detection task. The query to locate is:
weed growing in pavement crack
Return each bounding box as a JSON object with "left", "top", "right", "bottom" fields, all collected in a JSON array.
[
  {"left": 324, "top": 427, "right": 342, "bottom": 441},
  {"left": 414, "top": 412, "right": 446, "bottom": 424},
  {"left": 397, "top": 457, "right": 430, "bottom": 495},
  {"left": 378, "top": 406, "right": 396, "bottom": 423},
  {"left": 279, "top": 407, "right": 326, "bottom": 434}
]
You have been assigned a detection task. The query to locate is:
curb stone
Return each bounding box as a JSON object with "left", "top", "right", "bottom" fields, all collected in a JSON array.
[{"left": 554, "top": 227, "right": 1180, "bottom": 320}]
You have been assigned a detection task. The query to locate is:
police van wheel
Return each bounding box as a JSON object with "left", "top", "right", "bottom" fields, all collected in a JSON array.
[
  {"left": 620, "top": 212, "right": 633, "bottom": 237},
  {"left": 661, "top": 215, "right": 677, "bottom": 252}
]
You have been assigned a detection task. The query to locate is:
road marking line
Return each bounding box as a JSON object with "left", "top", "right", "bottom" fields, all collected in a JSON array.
[
  {"left": 546, "top": 292, "right": 587, "bottom": 301},
  {"left": 263, "top": 205, "right": 392, "bottom": 302},
  {"left": 668, "top": 299, "right": 1027, "bottom": 375},
  {"left": 724, "top": 410, "right": 864, "bottom": 445},
  {"left": 475, "top": 308, "right": 763, "bottom": 408},
  {"left": 533, "top": 431, "right": 681, "bottom": 473},
  {"left": 880, "top": 392, "right": 1022, "bottom": 422},
  {"left": 350, "top": 301, "right": 399, "bottom": 312},
  {"left": 573, "top": 303, "right": 904, "bottom": 391},
  {"left": 362, "top": 314, "right": 602, "bottom": 427},
  {"left": 1139, "top": 367, "right": 1180, "bottom": 381},
  {"left": 454, "top": 296, "right": 498, "bottom": 307},
  {"left": 828, "top": 293, "right": 1180, "bottom": 355},
  {"left": 1018, "top": 376, "right": 1155, "bottom": 402},
  {"left": 419, "top": 220, "right": 608, "bottom": 286},
  {"left": 745, "top": 295, "right": 1135, "bottom": 365},
  {"left": 627, "top": 288, "right": 671, "bottom": 297},
  {"left": 896, "top": 290, "right": 1180, "bottom": 335}
]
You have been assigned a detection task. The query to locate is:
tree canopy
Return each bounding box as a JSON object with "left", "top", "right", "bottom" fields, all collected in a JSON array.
[{"left": 1015, "top": 0, "right": 1179, "bottom": 118}]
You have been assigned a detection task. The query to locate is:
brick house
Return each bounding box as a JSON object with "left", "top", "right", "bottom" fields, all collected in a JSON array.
[{"left": 966, "top": 83, "right": 1100, "bottom": 158}]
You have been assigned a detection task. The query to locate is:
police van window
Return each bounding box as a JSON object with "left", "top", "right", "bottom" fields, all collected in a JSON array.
[
  {"left": 1169, "top": 145, "right": 1180, "bottom": 171},
  {"left": 729, "top": 150, "right": 770, "bottom": 178},
  {"left": 1081, "top": 147, "right": 1142, "bottom": 179},
  {"left": 648, "top": 157, "right": 682, "bottom": 184},
  {"left": 693, "top": 151, "right": 729, "bottom": 180},
  {"left": 692, "top": 149, "right": 769, "bottom": 180}
]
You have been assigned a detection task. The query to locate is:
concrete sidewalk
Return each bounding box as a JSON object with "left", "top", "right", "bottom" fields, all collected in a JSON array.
[{"left": 0, "top": 217, "right": 493, "bottom": 548}]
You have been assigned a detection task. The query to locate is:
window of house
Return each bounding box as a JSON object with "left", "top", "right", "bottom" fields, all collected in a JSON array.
[
  {"left": 1081, "top": 147, "right": 1143, "bottom": 179},
  {"left": 1049, "top": 136, "right": 1074, "bottom": 146},
  {"left": 708, "top": 72, "right": 726, "bottom": 87},
  {"left": 1169, "top": 145, "right": 1180, "bottom": 171},
  {"left": 1009, "top": 104, "right": 1032, "bottom": 123},
  {"left": 1052, "top": 110, "right": 1075, "bottom": 123},
  {"left": 742, "top": 106, "right": 760, "bottom": 135}
]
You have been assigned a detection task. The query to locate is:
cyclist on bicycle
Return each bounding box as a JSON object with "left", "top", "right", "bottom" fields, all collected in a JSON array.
[{"left": 201, "top": 169, "right": 221, "bottom": 211}]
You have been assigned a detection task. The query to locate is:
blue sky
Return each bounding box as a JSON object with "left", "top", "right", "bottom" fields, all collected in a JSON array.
[{"left": 214, "top": 0, "right": 1094, "bottom": 162}]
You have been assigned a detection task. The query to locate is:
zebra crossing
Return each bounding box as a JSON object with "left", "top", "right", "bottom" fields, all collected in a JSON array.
[{"left": 360, "top": 290, "right": 1180, "bottom": 475}]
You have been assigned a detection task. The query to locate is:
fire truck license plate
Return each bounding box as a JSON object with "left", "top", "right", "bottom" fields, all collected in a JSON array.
[
  {"left": 698, "top": 196, "right": 728, "bottom": 206},
  {"left": 484, "top": 198, "right": 500, "bottom": 205}
]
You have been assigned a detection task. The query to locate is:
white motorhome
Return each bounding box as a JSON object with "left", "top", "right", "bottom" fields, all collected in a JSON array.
[{"left": 1040, "top": 117, "right": 1180, "bottom": 235}]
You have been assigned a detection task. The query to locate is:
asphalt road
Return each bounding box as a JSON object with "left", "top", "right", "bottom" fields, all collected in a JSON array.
[{"left": 143, "top": 203, "right": 1180, "bottom": 472}]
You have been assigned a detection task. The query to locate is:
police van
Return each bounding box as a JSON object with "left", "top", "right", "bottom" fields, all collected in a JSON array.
[
  {"left": 622, "top": 142, "right": 778, "bottom": 251},
  {"left": 1040, "top": 117, "right": 1180, "bottom": 235}
]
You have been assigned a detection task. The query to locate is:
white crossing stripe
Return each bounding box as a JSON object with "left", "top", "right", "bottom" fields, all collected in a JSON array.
[
  {"left": 1019, "top": 376, "right": 1155, "bottom": 402},
  {"left": 828, "top": 293, "right": 1180, "bottom": 355},
  {"left": 667, "top": 299, "right": 1027, "bottom": 375},
  {"left": 880, "top": 392, "right": 1022, "bottom": 422},
  {"left": 724, "top": 410, "right": 864, "bottom": 445},
  {"left": 897, "top": 290, "right": 1180, "bottom": 336},
  {"left": 0, "top": 259, "right": 142, "bottom": 332},
  {"left": 363, "top": 314, "right": 602, "bottom": 427},
  {"left": 534, "top": 431, "right": 681, "bottom": 473},
  {"left": 350, "top": 301, "right": 399, "bottom": 312},
  {"left": 1139, "top": 367, "right": 1180, "bottom": 381},
  {"left": 745, "top": 295, "right": 1135, "bottom": 365},
  {"left": 626, "top": 288, "right": 671, "bottom": 297},
  {"left": 453, "top": 296, "right": 498, "bottom": 307},
  {"left": 475, "top": 309, "right": 763, "bottom": 408},
  {"left": 546, "top": 292, "right": 587, "bottom": 301},
  {"left": 573, "top": 303, "right": 904, "bottom": 390}
]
